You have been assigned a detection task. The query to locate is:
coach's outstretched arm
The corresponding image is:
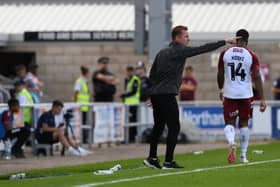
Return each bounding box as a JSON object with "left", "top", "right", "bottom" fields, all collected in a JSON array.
[{"left": 182, "top": 37, "right": 239, "bottom": 58}]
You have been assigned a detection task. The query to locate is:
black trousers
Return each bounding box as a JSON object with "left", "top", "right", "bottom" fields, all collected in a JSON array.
[
  {"left": 82, "top": 111, "right": 88, "bottom": 143},
  {"left": 4, "top": 127, "right": 30, "bottom": 154},
  {"left": 128, "top": 106, "right": 138, "bottom": 142},
  {"left": 149, "top": 95, "right": 180, "bottom": 162}
]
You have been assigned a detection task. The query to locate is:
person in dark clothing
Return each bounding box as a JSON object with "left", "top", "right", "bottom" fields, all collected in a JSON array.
[
  {"left": 143, "top": 25, "right": 238, "bottom": 169},
  {"left": 0, "top": 99, "right": 30, "bottom": 158},
  {"left": 120, "top": 66, "right": 141, "bottom": 142},
  {"left": 136, "top": 61, "right": 150, "bottom": 102},
  {"left": 92, "top": 57, "right": 118, "bottom": 102},
  {"left": 35, "top": 100, "right": 91, "bottom": 156},
  {"left": 271, "top": 77, "right": 280, "bottom": 100}
]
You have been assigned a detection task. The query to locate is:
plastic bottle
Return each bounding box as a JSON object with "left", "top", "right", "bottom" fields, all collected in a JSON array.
[
  {"left": 193, "top": 151, "right": 204, "bottom": 155},
  {"left": 4, "top": 139, "right": 12, "bottom": 160},
  {"left": 94, "top": 170, "right": 113, "bottom": 175},
  {"left": 252, "top": 150, "right": 264, "bottom": 154},
  {"left": 9, "top": 173, "right": 26, "bottom": 180},
  {"left": 110, "top": 164, "right": 121, "bottom": 172}
]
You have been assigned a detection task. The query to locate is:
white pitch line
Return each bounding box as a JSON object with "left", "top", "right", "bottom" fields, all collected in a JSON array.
[{"left": 74, "top": 158, "right": 280, "bottom": 187}]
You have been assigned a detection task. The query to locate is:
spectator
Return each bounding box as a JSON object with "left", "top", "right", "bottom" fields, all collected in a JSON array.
[
  {"left": 14, "top": 64, "right": 39, "bottom": 103},
  {"left": 14, "top": 65, "right": 27, "bottom": 83},
  {"left": 179, "top": 66, "right": 197, "bottom": 101},
  {"left": 0, "top": 99, "right": 30, "bottom": 158},
  {"left": 26, "top": 63, "right": 44, "bottom": 103},
  {"left": 271, "top": 76, "right": 280, "bottom": 100},
  {"left": 14, "top": 80, "right": 34, "bottom": 127},
  {"left": 135, "top": 61, "right": 150, "bottom": 102},
  {"left": 0, "top": 84, "right": 10, "bottom": 103},
  {"left": 120, "top": 66, "right": 141, "bottom": 142},
  {"left": 74, "top": 66, "right": 90, "bottom": 143},
  {"left": 92, "top": 57, "right": 118, "bottom": 102},
  {"left": 35, "top": 100, "right": 91, "bottom": 156}
]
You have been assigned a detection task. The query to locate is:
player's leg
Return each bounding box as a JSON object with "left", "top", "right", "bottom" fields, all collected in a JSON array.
[
  {"left": 223, "top": 98, "right": 238, "bottom": 163},
  {"left": 144, "top": 95, "right": 166, "bottom": 169},
  {"left": 238, "top": 99, "right": 252, "bottom": 163}
]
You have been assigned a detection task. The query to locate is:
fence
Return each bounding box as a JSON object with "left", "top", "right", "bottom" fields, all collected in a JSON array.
[{"left": 0, "top": 100, "right": 279, "bottom": 150}]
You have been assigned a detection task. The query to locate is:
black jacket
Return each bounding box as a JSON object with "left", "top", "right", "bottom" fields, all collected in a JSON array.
[
  {"left": 149, "top": 40, "right": 226, "bottom": 95},
  {"left": 92, "top": 69, "right": 116, "bottom": 101}
]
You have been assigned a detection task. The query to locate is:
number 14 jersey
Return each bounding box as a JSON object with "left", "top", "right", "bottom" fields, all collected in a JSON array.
[{"left": 218, "top": 46, "right": 260, "bottom": 99}]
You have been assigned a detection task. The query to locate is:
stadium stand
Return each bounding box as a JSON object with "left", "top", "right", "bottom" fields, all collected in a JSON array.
[{"left": 0, "top": 0, "right": 279, "bottom": 34}]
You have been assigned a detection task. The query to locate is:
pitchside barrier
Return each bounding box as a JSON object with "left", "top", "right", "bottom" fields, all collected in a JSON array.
[{"left": 0, "top": 101, "right": 279, "bottom": 152}]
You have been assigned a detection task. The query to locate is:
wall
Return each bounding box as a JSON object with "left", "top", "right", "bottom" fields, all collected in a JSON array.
[{"left": 2, "top": 42, "right": 147, "bottom": 101}]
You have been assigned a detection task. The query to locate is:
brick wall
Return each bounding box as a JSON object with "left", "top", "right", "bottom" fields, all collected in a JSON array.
[{"left": 3, "top": 42, "right": 147, "bottom": 101}]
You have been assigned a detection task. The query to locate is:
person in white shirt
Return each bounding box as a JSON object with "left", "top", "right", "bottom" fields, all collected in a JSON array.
[{"left": 217, "top": 29, "right": 266, "bottom": 164}]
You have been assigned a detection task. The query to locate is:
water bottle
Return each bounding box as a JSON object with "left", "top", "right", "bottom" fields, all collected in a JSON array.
[
  {"left": 4, "top": 139, "right": 12, "bottom": 160},
  {"left": 110, "top": 164, "right": 121, "bottom": 172},
  {"left": 9, "top": 173, "right": 26, "bottom": 180},
  {"left": 94, "top": 170, "right": 113, "bottom": 175},
  {"left": 252, "top": 150, "right": 264, "bottom": 154},
  {"left": 193, "top": 151, "right": 204, "bottom": 155}
]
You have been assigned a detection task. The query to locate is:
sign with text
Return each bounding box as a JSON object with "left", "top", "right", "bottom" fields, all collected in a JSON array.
[
  {"left": 181, "top": 106, "right": 225, "bottom": 129},
  {"left": 24, "top": 31, "right": 134, "bottom": 42},
  {"left": 93, "top": 104, "right": 124, "bottom": 143}
]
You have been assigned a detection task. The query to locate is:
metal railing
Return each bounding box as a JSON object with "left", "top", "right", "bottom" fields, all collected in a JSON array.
[{"left": 0, "top": 100, "right": 278, "bottom": 152}]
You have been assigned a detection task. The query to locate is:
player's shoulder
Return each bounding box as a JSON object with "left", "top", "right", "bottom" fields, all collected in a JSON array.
[
  {"left": 242, "top": 47, "right": 258, "bottom": 57},
  {"left": 220, "top": 47, "right": 232, "bottom": 55}
]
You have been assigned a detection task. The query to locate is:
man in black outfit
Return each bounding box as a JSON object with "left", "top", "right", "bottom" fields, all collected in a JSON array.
[
  {"left": 144, "top": 25, "right": 238, "bottom": 169},
  {"left": 92, "top": 57, "right": 118, "bottom": 102}
]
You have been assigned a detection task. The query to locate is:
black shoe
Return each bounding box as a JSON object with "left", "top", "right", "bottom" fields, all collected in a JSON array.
[
  {"left": 163, "top": 161, "right": 184, "bottom": 169},
  {"left": 143, "top": 157, "right": 162, "bottom": 169}
]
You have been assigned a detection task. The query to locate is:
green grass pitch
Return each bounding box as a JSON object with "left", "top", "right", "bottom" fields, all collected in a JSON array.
[{"left": 1, "top": 141, "right": 280, "bottom": 187}]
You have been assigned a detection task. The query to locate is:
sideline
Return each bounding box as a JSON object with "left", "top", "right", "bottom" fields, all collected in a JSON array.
[{"left": 75, "top": 158, "right": 280, "bottom": 187}]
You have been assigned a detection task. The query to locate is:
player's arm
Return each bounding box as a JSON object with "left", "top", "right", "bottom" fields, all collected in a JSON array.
[
  {"left": 217, "top": 50, "right": 226, "bottom": 100},
  {"left": 251, "top": 54, "right": 266, "bottom": 112}
]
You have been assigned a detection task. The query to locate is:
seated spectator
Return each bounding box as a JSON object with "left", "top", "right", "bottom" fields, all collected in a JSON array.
[
  {"left": 0, "top": 99, "right": 30, "bottom": 158},
  {"left": 35, "top": 100, "right": 91, "bottom": 156}
]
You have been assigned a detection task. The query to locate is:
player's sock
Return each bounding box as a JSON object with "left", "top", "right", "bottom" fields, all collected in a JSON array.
[
  {"left": 240, "top": 127, "right": 249, "bottom": 158},
  {"left": 224, "top": 125, "right": 235, "bottom": 144}
]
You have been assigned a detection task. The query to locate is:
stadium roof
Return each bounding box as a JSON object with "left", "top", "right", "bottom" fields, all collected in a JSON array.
[{"left": 0, "top": 0, "right": 279, "bottom": 40}]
